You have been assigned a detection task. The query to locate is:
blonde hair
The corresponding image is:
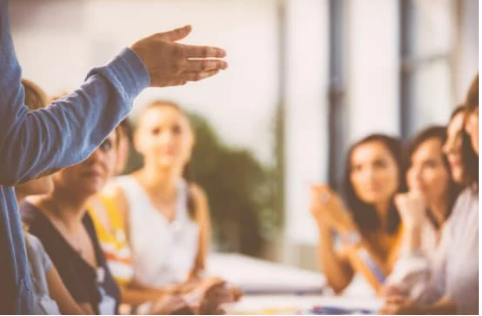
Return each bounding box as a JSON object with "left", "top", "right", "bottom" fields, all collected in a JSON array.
[
  {"left": 21, "top": 79, "right": 48, "bottom": 111},
  {"left": 134, "top": 100, "right": 189, "bottom": 129}
]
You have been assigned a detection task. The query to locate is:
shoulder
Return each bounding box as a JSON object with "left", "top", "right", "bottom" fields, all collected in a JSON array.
[
  {"left": 25, "top": 232, "right": 43, "bottom": 252},
  {"left": 19, "top": 199, "right": 43, "bottom": 226},
  {"left": 188, "top": 183, "right": 208, "bottom": 204},
  {"left": 102, "top": 177, "right": 130, "bottom": 210},
  {"left": 451, "top": 188, "right": 479, "bottom": 218},
  {"left": 446, "top": 188, "right": 478, "bottom": 231}
]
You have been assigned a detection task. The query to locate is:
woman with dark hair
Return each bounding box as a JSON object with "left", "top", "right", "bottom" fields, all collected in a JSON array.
[
  {"left": 380, "top": 75, "right": 479, "bottom": 315},
  {"left": 386, "top": 125, "right": 461, "bottom": 293},
  {"left": 16, "top": 79, "right": 85, "bottom": 315},
  {"left": 311, "top": 134, "right": 405, "bottom": 294}
]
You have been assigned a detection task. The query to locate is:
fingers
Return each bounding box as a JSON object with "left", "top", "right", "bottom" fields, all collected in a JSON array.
[
  {"left": 180, "top": 69, "right": 220, "bottom": 82},
  {"left": 386, "top": 295, "right": 407, "bottom": 305},
  {"left": 185, "top": 59, "right": 228, "bottom": 72},
  {"left": 158, "top": 25, "right": 192, "bottom": 41},
  {"left": 381, "top": 285, "right": 404, "bottom": 297},
  {"left": 170, "top": 80, "right": 188, "bottom": 87},
  {"left": 181, "top": 43, "right": 226, "bottom": 58},
  {"left": 378, "top": 305, "right": 396, "bottom": 315}
]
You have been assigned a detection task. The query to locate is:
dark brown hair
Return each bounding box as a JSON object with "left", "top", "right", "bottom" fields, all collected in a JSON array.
[
  {"left": 343, "top": 134, "right": 406, "bottom": 235},
  {"left": 406, "top": 126, "right": 462, "bottom": 225},
  {"left": 136, "top": 100, "right": 197, "bottom": 219},
  {"left": 462, "top": 74, "right": 479, "bottom": 192}
]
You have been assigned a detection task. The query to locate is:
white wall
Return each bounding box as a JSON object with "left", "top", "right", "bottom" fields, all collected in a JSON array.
[
  {"left": 456, "top": 0, "right": 479, "bottom": 101},
  {"left": 10, "top": 0, "right": 281, "bottom": 164},
  {"left": 283, "top": 0, "right": 329, "bottom": 249},
  {"left": 346, "top": 0, "right": 400, "bottom": 142}
]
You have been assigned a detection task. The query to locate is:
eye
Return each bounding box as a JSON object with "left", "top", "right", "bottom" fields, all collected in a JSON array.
[
  {"left": 99, "top": 139, "right": 113, "bottom": 152},
  {"left": 352, "top": 164, "right": 363, "bottom": 173},
  {"left": 373, "top": 159, "right": 388, "bottom": 169},
  {"left": 424, "top": 160, "right": 438, "bottom": 169},
  {"left": 151, "top": 127, "right": 161, "bottom": 135},
  {"left": 172, "top": 125, "right": 182, "bottom": 135}
]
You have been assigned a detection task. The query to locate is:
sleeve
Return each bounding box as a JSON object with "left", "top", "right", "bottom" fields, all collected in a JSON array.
[
  {"left": 386, "top": 221, "right": 451, "bottom": 304},
  {"left": 0, "top": 1, "right": 150, "bottom": 186},
  {"left": 25, "top": 233, "right": 52, "bottom": 273}
]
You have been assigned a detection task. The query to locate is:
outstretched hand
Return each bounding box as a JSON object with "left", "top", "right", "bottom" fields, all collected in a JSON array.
[{"left": 131, "top": 25, "right": 228, "bottom": 87}]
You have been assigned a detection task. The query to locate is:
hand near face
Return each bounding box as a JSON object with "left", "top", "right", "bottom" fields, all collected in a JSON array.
[{"left": 394, "top": 191, "right": 426, "bottom": 228}]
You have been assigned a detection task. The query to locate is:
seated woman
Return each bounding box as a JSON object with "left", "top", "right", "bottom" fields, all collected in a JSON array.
[
  {"left": 310, "top": 134, "right": 405, "bottom": 294},
  {"left": 16, "top": 79, "right": 85, "bottom": 315},
  {"left": 380, "top": 75, "right": 479, "bottom": 314},
  {"left": 387, "top": 115, "right": 464, "bottom": 292},
  {"left": 104, "top": 100, "right": 211, "bottom": 288},
  {"left": 21, "top": 127, "right": 202, "bottom": 314}
]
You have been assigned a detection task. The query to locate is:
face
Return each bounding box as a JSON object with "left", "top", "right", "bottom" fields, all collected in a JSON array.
[
  {"left": 114, "top": 127, "right": 129, "bottom": 175},
  {"left": 443, "top": 112, "right": 465, "bottom": 183},
  {"left": 407, "top": 138, "right": 450, "bottom": 204},
  {"left": 53, "top": 131, "right": 117, "bottom": 197},
  {"left": 15, "top": 176, "right": 54, "bottom": 199},
  {"left": 350, "top": 140, "right": 400, "bottom": 205},
  {"left": 134, "top": 106, "right": 194, "bottom": 170},
  {"left": 465, "top": 106, "right": 479, "bottom": 155}
]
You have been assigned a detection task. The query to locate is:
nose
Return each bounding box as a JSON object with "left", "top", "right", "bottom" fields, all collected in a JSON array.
[
  {"left": 413, "top": 166, "right": 423, "bottom": 184},
  {"left": 157, "top": 130, "right": 175, "bottom": 145},
  {"left": 86, "top": 147, "right": 104, "bottom": 165},
  {"left": 443, "top": 137, "right": 454, "bottom": 155}
]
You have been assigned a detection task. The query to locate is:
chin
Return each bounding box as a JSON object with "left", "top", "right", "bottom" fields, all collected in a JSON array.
[{"left": 157, "top": 160, "right": 176, "bottom": 169}]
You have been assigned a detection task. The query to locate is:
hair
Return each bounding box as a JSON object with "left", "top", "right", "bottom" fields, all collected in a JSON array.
[
  {"left": 406, "top": 126, "right": 462, "bottom": 226},
  {"left": 465, "top": 74, "right": 479, "bottom": 113},
  {"left": 22, "top": 79, "right": 48, "bottom": 111},
  {"left": 462, "top": 74, "right": 479, "bottom": 192},
  {"left": 343, "top": 134, "right": 405, "bottom": 235},
  {"left": 450, "top": 105, "right": 466, "bottom": 121},
  {"left": 136, "top": 100, "right": 197, "bottom": 219}
]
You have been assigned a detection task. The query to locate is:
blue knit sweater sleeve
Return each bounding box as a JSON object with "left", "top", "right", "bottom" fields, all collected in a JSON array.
[{"left": 0, "top": 0, "right": 150, "bottom": 185}]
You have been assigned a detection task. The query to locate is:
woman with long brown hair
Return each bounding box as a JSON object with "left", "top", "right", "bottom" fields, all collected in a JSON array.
[
  {"left": 311, "top": 134, "right": 406, "bottom": 294},
  {"left": 380, "top": 75, "right": 479, "bottom": 315}
]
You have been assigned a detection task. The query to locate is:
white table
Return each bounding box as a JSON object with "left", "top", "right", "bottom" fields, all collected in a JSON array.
[
  {"left": 207, "top": 253, "right": 326, "bottom": 295},
  {"left": 207, "top": 253, "right": 381, "bottom": 314},
  {"left": 226, "top": 295, "right": 382, "bottom": 314}
]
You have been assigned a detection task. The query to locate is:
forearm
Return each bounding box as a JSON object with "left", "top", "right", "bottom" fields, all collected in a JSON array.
[
  {"left": 0, "top": 48, "right": 149, "bottom": 185},
  {"left": 120, "top": 285, "right": 166, "bottom": 305},
  {"left": 402, "top": 224, "right": 423, "bottom": 252},
  {"left": 317, "top": 221, "right": 353, "bottom": 293}
]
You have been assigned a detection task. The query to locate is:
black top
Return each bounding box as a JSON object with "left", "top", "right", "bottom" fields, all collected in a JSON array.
[{"left": 21, "top": 201, "right": 121, "bottom": 314}]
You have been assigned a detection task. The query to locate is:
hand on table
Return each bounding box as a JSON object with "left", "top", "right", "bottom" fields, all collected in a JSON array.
[
  {"left": 149, "top": 294, "right": 193, "bottom": 315},
  {"left": 378, "top": 294, "right": 423, "bottom": 315}
]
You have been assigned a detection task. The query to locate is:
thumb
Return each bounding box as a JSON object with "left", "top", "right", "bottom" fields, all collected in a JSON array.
[{"left": 158, "top": 25, "right": 192, "bottom": 41}]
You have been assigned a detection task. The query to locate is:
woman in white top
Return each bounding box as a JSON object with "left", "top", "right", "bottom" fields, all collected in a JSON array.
[
  {"left": 109, "top": 100, "right": 211, "bottom": 289},
  {"left": 380, "top": 75, "right": 479, "bottom": 314},
  {"left": 387, "top": 123, "right": 462, "bottom": 295}
]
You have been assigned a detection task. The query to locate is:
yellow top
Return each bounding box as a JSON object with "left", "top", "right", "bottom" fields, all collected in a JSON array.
[{"left": 87, "top": 194, "right": 134, "bottom": 286}]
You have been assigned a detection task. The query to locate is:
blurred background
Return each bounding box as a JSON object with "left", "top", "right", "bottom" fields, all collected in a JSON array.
[{"left": 10, "top": 0, "right": 478, "bottom": 271}]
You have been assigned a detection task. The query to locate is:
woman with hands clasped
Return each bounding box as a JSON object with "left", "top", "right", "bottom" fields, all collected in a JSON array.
[{"left": 311, "top": 134, "right": 406, "bottom": 295}]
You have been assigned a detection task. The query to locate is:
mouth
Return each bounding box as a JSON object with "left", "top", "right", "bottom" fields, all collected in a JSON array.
[{"left": 82, "top": 170, "right": 103, "bottom": 178}]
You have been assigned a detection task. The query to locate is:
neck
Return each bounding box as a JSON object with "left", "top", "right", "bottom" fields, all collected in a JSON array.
[
  {"left": 374, "top": 200, "right": 391, "bottom": 230},
  {"left": 15, "top": 191, "right": 25, "bottom": 205},
  {"left": 139, "top": 163, "right": 181, "bottom": 198},
  {"left": 428, "top": 197, "right": 449, "bottom": 227},
  {"left": 42, "top": 188, "right": 89, "bottom": 232}
]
